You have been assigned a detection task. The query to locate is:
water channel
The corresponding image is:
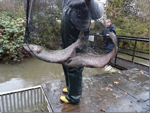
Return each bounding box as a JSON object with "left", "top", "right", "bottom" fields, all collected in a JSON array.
[
  {"left": 0, "top": 57, "right": 105, "bottom": 93},
  {"left": 0, "top": 51, "right": 149, "bottom": 94}
]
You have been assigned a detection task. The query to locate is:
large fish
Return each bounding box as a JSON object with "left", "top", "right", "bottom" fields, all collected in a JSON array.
[
  {"left": 23, "top": 35, "right": 87, "bottom": 63},
  {"left": 64, "top": 32, "right": 118, "bottom": 68}
]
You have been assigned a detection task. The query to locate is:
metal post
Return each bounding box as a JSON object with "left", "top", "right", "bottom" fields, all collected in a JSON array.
[
  {"left": 24, "top": 91, "right": 26, "bottom": 108},
  {"left": 5, "top": 95, "right": 8, "bottom": 112},
  {"left": 31, "top": 90, "right": 33, "bottom": 106},
  {"left": 115, "top": 38, "right": 119, "bottom": 65},
  {"left": 13, "top": 93, "right": 16, "bottom": 111},
  {"left": 37, "top": 89, "right": 39, "bottom": 104},
  {"left": 20, "top": 92, "right": 23, "bottom": 109},
  {"left": 34, "top": 89, "right": 36, "bottom": 105},
  {"left": 27, "top": 90, "right": 30, "bottom": 107},
  {"left": 1, "top": 96, "right": 4, "bottom": 112},
  {"left": 40, "top": 88, "right": 42, "bottom": 104},
  {"left": 132, "top": 38, "right": 137, "bottom": 62},
  {"left": 0, "top": 96, "right": 1, "bottom": 112},
  {"left": 17, "top": 93, "right": 19, "bottom": 109},
  {"left": 9, "top": 94, "right": 12, "bottom": 112}
]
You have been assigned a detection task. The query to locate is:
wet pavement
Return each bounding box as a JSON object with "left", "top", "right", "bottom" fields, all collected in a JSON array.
[
  {"left": 41, "top": 68, "right": 149, "bottom": 112},
  {"left": 110, "top": 57, "right": 149, "bottom": 72}
]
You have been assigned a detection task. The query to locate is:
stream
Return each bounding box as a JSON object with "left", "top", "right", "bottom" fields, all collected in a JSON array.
[{"left": 0, "top": 57, "right": 105, "bottom": 93}]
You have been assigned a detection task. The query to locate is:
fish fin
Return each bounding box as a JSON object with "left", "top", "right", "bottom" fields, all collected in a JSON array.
[
  {"left": 70, "top": 49, "right": 76, "bottom": 57},
  {"left": 64, "top": 58, "right": 72, "bottom": 64},
  {"left": 78, "top": 30, "right": 84, "bottom": 39}
]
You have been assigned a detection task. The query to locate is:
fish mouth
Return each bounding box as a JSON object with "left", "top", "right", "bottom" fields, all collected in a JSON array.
[
  {"left": 22, "top": 43, "right": 28, "bottom": 49},
  {"left": 22, "top": 43, "right": 34, "bottom": 52}
]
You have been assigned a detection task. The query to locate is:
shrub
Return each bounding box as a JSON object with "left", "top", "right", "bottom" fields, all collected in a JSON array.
[{"left": 0, "top": 12, "right": 30, "bottom": 63}]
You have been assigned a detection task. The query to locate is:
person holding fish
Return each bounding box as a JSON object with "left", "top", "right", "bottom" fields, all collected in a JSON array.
[
  {"left": 60, "top": 0, "right": 104, "bottom": 104},
  {"left": 97, "top": 19, "right": 116, "bottom": 53}
]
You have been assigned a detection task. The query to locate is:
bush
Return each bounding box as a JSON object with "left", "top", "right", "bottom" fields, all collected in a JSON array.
[
  {"left": 0, "top": 12, "right": 30, "bottom": 63},
  {"left": 0, "top": 0, "right": 62, "bottom": 63},
  {"left": 0, "top": 0, "right": 25, "bottom": 18},
  {"left": 105, "top": 0, "right": 149, "bottom": 52}
]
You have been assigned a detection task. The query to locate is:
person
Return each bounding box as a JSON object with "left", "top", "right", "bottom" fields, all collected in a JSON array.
[
  {"left": 98, "top": 19, "right": 116, "bottom": 53},
  {"left": 60, "top": 0, "right": 103, "bottom": 104}
]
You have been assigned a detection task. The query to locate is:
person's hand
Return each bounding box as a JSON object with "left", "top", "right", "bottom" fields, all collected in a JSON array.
[{"left": 106, "top": 34, "right": 109, "bottom": 36}]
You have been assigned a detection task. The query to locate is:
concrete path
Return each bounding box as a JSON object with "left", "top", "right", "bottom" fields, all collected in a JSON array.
[{"left": 42, "top": 68, "right": 149, "bottom": 112}]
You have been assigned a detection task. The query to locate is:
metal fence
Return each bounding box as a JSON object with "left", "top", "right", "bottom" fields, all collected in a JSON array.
[
  {"left": 89, "top": 34, "right": 149, "bottom": 68},
  {"left": 0, "top": 85, "right": 48, "bottom": 112},
  {"left": 116, "top": 35, "right": 149, "bottom": 64}
]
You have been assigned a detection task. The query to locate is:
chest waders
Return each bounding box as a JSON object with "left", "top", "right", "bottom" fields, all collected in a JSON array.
[
  {"left": 61, "top": 8, "right": 90, "bottom": 104},
  {"left": 61, "top": 0, "right": 103, "bottom": 104}
]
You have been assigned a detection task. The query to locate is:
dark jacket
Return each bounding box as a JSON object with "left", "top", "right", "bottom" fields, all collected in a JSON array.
[
  {"left": 100, "top": 24, "right": 116, "bottom": 43},
  {"left": 62, "top": 0, "right": 103, "bottom": 31}
]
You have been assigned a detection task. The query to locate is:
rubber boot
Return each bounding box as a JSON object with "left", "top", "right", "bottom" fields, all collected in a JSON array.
[
  {"left": 65, "top": 66, "right": 83, "bottom": 104},
  {"left": 63, "top": 88, "right": 68, "bottom": 94},
  {"left": 60, "top": 96, "right": 70, "bottom": 103},
  {"left": 60, "top": 9, "right": 88, "bottom": 104}
]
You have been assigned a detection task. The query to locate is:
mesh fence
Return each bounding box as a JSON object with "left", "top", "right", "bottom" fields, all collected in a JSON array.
[
  {"left": 24, "top": 0, "right": 106, "bottom": 56},
  {"left": 24, "top": 0, "right": 62, "bottom": 50}
]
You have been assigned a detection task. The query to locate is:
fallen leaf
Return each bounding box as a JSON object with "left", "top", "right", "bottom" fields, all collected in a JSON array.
[
  {"left": 125, "top": 92, "right": 128, "bottom": 95},
  {"left": 108, "top": 84, "right": 113, "bottom": 87},
  {"left": 140, "top": 71, "right": 145, "bottom": 74},
  {"left": 118, "top": 90, "right": 123, "bottom": 94},
  {"left": 113, "top": 93, "right": 120, "bottom": 98},
  {"left": 113, "top": 81, "right": 119, "bottom": 84},
  {"left": 101, "top": 88, "right": 105, "bottom": 90},
  {"left": 126, "top": 74, "right": 130, "bottom": 76},
  {"left": 100, "top": 108, "right": 105, "bottom": 112},
  {"left": 131, "top": 101, "right": 134, "bottom": 103},
  {"left": 129, "top": 78, "right": 135, "bottom": 81},
  {"left": 105, "top": 87, "right": 112, "bottom": 91},
  {"left": 118, "top": 71, "right": 122, "bottom": 74},
  {"left": 134, "top": 110, "right": 139, "bottom": 112},
  {"left": 105, "top": 87, "right": 109, "bottom": 91}
]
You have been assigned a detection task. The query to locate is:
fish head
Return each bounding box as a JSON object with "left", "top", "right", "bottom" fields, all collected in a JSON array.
[{"left": 23, "top": 43, "right": 42, "bottom": 53}]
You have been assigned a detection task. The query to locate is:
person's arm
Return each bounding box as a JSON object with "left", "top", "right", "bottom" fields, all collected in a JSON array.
[
  {"left": 99, "top": 31, "right": 104, "bottom": 36},
  {"left": 86, "top": 0, "right": 104, "bottom": 19},
  {"left": 112, "top": 26, "right": 116, "bottom": 34},
  {"left": 96, "top": 30, "right": 104, "bottom": 36}
]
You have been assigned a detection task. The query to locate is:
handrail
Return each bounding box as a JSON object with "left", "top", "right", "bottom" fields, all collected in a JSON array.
[
  {"left": 116, "top": 35, "right": 149, "bottom": 64},
  {"left": 119, "top": 47, "right": 149, "bottom": 54},
  {"left": 117, "top": 35, "right": 149, "bottom": 42},
  {"left": 88, "top": 34, "right": 149, "bottom": 66}
]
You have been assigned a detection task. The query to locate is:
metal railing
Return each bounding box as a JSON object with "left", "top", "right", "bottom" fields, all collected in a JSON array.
[
  {"left": 115, "top": 35, "right": 149, "bottom": 64},
  {"left": 89, "top": 34, "right": 149, "bottom": 68},
  {"left": 0, "top": 85, "right": 48, "bottom": 112}
]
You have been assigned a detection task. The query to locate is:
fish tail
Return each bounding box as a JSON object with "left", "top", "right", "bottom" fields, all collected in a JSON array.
[
  {"left": 77, "top": 35, "right": 88, "bottom": 46},
  {"left": 109, "top": 32, "right": 118, "bottom": 59}
]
